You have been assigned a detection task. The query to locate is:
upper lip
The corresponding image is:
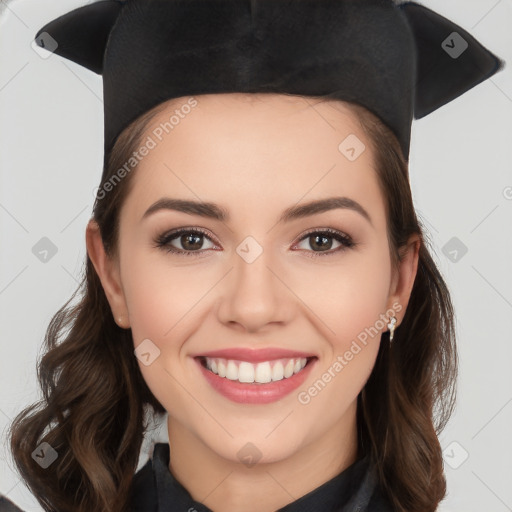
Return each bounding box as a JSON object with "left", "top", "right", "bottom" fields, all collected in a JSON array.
[{"left": 192, "top": 347, "right": 317, "bottom": 363}]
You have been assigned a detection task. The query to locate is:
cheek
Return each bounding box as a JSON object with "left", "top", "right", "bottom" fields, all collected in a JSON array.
[
  {"left": 294, "top": 250, "right": 391, "bottom": 418},
  {"left": 120, "top": 248, "right": 206, "bottom": 428},
  {"left": 120, "top": 245, "right": 207, "bottom": 343},
  {"left": 289, "top": 241, "right": 392, "bottom": 348}
]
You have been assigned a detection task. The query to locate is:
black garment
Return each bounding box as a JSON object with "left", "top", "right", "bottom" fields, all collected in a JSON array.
[
  {"left": 0, "top": 496, "right": 23, "bottom": 512},
  {"left": 129, "top": 443, "right": 394, "bottom": 512}
]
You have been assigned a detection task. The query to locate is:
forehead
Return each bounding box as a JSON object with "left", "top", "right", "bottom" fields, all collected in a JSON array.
[
  {"left": 158, "top": 92, "right": 361, "bottom": 131},
  {"left": 121, "top": 92, "right": 385, "bottom": 229}
]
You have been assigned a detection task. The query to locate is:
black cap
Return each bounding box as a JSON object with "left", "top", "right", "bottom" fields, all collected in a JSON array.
[{"left": 34, "top": 0, "right": 504, "bottom": 172}]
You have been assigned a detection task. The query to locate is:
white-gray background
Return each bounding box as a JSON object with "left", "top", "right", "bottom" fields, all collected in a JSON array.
[{"left": 1, "top": 0, "right": 511, "bottom": 510}]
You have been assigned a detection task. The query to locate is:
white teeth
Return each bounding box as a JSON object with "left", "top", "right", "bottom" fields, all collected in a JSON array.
[
  {"left": 271, "top": 361, "right": 284, "bottom": 381},
  {"left": 238, "top": 361, "right": 255, "bottom": 383},
  {"left": 284, "top": 360, "right": 294, "bottom": 378},
  {"left": 254, "top": 361, "right": 272, "bottom": 383},
  {"left": 217, "top": 359, "right": 227, "bottom": 377},
  {"left": 203, "top": 357, "right": 309, "bottom": 384},
  {"left": 226, "top": 360, "right": 238, "bottom": 380}
]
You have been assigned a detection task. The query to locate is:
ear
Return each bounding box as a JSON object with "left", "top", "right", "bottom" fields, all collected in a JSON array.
[
  {"left": 386, "top": 234, "right": 421, "bottom": 325},
  {"left": 86, "top": 219, "right": 130, "bottom": 328}
]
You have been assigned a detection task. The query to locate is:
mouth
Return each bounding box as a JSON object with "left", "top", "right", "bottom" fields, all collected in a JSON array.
[{"left": 196, "top": 355, "right": 317, "bottom": 384}]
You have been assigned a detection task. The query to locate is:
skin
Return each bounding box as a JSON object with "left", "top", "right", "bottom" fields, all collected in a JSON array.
[{"left": 87, "top": 93, "right": 420, "bottom": 512}]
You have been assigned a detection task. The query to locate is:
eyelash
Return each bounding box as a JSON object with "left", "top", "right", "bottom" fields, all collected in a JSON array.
[{"left": 153, "top": 227, "right": 355, "bottom": 258}]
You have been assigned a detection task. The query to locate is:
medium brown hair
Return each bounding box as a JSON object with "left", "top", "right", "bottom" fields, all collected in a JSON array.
[
  {"left": 349, "top": 101, "right": 457, "bottom": 511},
  {"left": 7, "top": 95, "right": 457, "bottom": 512}
]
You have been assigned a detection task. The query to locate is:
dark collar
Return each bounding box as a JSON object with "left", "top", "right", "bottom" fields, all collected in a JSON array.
[{"left": 129, "top": 443, "right": 393, "bottom": 512}]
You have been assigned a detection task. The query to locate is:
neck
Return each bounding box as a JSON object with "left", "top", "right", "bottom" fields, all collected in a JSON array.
[{"left": 166, "top": 402, "right": 359, "bottom": 512}]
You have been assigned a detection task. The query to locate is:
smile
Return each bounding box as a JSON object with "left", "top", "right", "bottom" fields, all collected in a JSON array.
[
  {"left": 194, "top": 354, "right": 317, "bottom": 404},
  {"left": 202, "top": 356, "right": 310, "bottom": 383}
]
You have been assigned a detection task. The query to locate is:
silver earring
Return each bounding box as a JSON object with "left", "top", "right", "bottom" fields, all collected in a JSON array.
[{"left": 387, "top": 316, "right": 397, "bottom": 342}]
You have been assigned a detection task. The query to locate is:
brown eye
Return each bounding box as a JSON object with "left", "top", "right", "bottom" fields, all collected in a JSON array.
[
  {"left": 294, "top": 229, "right": 355, "bottom": 257},
  {"left": 153, "top": 227, "right": 355, "bottom": 258},
  {"left": 308, "top": 233, "right": 334, "bottom": 251},
  {"left": 154, "top": 228, "right": 216, "bottom": 256},
  {"left": 179, "top": 232, "right": 204, "bottom": 251}
]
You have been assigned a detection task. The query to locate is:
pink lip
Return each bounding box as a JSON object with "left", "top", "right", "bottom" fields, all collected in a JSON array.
[
  {"left": 191, "top": 347, "right": 316, "bottom": 363},
  {"left": 193, "top": 356, "right": 317, "bottom": 404}
]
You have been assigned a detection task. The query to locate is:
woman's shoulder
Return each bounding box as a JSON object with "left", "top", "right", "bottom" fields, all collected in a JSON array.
[
  {"left": 366, "top": 489, "right": 395, "bottom": 512},
  {"left": 0, "top": 448, "right": 161, "bottom": 512},
  {"left": 1, "top": 450, "right": 395, "bottom": 512},
  {"left": 0, "top": 495, "right": 24, "bottom": 512},
  {"left": 0, "top": 457, "right": 159, "bottom": 512},
  {"left": 128, "top": 451, "right": 158, "bottom": 512},
  {"left": 362, "top": 467, "right": 395, "bottom": 512},
  {"left": 347, "top": 465, "right": 396, "bottom": 512}
]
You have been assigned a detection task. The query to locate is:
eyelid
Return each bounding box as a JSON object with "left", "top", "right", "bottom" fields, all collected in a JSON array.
[
  {"left": 154, "top": 226, "right": 219, "bottom": 254},
  {"left": 294, "top": 226, "right": 352, "bottom": 243},
  {"left": 154, "top": 226, "right": 355, "bottom": 257}
]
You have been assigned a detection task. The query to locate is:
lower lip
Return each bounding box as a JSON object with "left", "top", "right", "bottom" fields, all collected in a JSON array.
[{"left": 195, "top": 357, "right": 317, "bottom": 404}]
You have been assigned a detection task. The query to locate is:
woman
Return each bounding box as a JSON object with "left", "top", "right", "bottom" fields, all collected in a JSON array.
[{"left": 5, "top": 0, "right": 503, "bottom": 511}]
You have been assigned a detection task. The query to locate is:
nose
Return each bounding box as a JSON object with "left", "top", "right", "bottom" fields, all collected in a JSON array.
[{"left": 216, "top": 245, "right": 295, "bottom": 333}]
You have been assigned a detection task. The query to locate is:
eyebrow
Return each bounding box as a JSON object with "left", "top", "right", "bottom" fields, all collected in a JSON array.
[{"left": 141, "top": 196, "right": 372, "bottom": 226}]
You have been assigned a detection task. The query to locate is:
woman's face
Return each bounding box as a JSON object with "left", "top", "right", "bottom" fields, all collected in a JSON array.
[{"left": 90, "top": 93, "right": 418, "bottom": 464}]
